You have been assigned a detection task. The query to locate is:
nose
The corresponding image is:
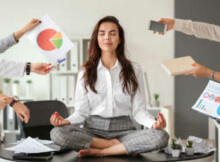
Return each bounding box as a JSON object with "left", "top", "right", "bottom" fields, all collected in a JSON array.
[{"left": 105, "top": 34, "right": 110, "bottom": 40}]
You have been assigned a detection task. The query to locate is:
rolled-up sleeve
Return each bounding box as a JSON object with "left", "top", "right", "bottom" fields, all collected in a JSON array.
[
  {"left": 174, "top": 19, "right": 220, "bottom": 42},
  {"left": 0, "top": 34, "right": 18, "bottom": 53},
  {"left": 65, "top": 69, "right": 90, "bottom": 124},
  {"left": 131, "top": 64, "right": 156, "bottom": 128}
]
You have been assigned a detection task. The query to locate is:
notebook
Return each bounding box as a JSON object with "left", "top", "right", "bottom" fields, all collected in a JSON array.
[{"left": 161, "top": 56, "right": 195, "bottom": 76}]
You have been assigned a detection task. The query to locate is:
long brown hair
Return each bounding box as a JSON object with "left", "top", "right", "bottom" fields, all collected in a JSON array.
[{"left": 83, "top": 16, "right": 138, "bottom": 95}]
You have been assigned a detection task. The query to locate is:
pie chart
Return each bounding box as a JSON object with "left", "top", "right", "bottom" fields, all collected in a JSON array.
[{"left": 37, "top": 29, "right": 63, "bottom": 51}]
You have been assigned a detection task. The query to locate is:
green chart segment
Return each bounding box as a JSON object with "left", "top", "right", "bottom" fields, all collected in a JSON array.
[{"left": 51, "top": 39, "right": 63, "bottom": 49}]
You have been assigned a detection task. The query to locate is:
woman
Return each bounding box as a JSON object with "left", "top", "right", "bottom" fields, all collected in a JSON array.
[{"left": 50, "top": 16, "right": 169, "bottom": 157}]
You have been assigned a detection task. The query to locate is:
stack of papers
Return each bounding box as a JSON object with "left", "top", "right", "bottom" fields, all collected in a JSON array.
[{"left": 5, "top": 137, "right": 56, "bottom": 153}]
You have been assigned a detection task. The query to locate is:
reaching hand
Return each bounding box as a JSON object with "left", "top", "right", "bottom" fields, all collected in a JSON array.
[
  {"left": 0, "top": 96, "right": 12, "bottom": 110},
  {"left": 31, "top": 63, "right": 55, "bottom": 75},
  {"left": 14, "top": 19, "right": 41, "bottom": 41},
  {"left": 152, "top": 113, "right": 166, "bottom": 129},
  {"left": 50, "top": 112, "right": 70, "bottom": 127},
  {"left": 13, "top": 102, "right": 30, "bottom": 123},
  {"left": 154, "top": 18, "right": 175, "bottom": 35},
  {"left": 184, "top": 62, "right": 212, "bottom": 78},
  {"left": 215, "top": 97, "right": 220, "bottom": 103}
]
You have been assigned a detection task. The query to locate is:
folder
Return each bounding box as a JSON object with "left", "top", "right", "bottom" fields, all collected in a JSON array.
[
  {"left": 67, "top": 75, "right": 75, "bottom": 106},
  {"left": 161, "top": 56, "right": 195, "bottom": 76},
  {"left": 59, "top": 76, "right": 67, "bottom": 104},
  {"left": 69, "top": 40, "right": 79, "bottom": 72}
]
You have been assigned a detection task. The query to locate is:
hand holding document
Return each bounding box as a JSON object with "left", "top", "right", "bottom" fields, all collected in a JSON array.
[
  {"left": 161, "top": 56, "right": 196, "bottom": 76},
  {"left": 192, "top": 80, "right": 220, "bottom": 120},
  {"left": 26, "top": 14, "right": 73, "bottom": 63}
]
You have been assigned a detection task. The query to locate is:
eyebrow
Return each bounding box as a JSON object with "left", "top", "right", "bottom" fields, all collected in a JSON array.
[{"left": 98, "top": 30, "right": 117, "bottom": 33}]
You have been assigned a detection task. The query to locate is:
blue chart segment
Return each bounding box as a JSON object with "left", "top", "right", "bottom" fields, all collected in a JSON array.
[
  {"left": 196, "top": 99, "right": 203, "bottom": 108},
  {"left": 217, "top": 106, "right": 220, "bottom": 115}
]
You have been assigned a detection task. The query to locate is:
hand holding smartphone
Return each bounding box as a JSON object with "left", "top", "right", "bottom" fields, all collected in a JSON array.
[{"left": 148, "top": 20, "right": 167, "bottom": 33}]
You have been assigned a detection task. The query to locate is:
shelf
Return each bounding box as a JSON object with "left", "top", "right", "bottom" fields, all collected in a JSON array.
[{"left": 50, "top": 71, "right": 78, "bottom": 75}]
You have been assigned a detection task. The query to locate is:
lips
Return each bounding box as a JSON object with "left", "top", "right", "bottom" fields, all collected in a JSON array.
[{"left": 104, "top": 43, "right": 112, "bottom": 46}]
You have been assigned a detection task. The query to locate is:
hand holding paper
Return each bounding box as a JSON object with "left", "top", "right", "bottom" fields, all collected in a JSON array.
[{"left": 26, "top": 14, "right": 73, "bottom": 64}]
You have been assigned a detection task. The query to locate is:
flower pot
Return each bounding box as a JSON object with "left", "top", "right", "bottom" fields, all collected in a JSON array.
[
  {"left": 12, "top": 83, "right": 21, "bottom": 96},
  {"left": 172, "top": 149, "right": 181, "bottom": 157},
  {"left": 154, "top": 100, "right": 160, "bottom": 107},
  {"left": 26, "top": 82, "right": 33, "bottom": 97},
  {"left": 185, "top": 148, "right": 194, "bottom": 156}
]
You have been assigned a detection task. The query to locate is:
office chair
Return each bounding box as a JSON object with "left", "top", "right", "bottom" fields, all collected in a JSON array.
[{"left": 17, "top": 100, "right": 69, "bottom": 140}]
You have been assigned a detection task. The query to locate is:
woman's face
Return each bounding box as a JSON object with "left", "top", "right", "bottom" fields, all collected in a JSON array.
[{"left": 97, "top": 22, "right": 120, "bottom": 53}]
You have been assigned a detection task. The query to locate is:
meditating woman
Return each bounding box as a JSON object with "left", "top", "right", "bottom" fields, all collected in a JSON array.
[{"left": 50, "top": 16, "right": 169, "bottom": 157}]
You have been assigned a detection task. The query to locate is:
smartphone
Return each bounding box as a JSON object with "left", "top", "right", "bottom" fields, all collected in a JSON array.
[{"left": 148, "top": 20, "right": 167, "bottom": 33}]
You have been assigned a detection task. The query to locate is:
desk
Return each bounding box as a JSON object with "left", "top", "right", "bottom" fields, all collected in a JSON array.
[{"left": 0, "top": 148, "right": 214, "bottom": 162}]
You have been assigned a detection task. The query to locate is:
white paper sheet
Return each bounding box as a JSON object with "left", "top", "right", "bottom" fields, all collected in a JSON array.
[
  {"left": 26, "top": 14, "right": 73, "bottom": 63},
  {"left": 192, "top": 80, "right": 220, "bottom": 120},
  {"left": 5, "top": 137, "right": 56, "bottom": 153}
]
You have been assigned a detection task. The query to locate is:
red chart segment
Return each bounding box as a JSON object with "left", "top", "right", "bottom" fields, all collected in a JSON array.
[{"left": 37, "top": 29, "right": 57, "bottom": 51}]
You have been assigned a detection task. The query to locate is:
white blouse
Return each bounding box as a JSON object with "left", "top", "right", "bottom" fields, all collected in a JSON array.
[{"left": 66, "top": 59, "right": 156, "bottom": 128}]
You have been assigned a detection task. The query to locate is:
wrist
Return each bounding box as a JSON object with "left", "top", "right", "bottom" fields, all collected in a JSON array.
[
  {"left": 206, "top": 69, "right": 213, "bottom": 78},
  {"left": 26, "top": 62, "right": 31, "bottom": 75}
]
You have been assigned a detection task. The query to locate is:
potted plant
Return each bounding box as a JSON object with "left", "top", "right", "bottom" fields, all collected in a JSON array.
[
  {"left": 185, "top": 141, "right": 194, "bottom": 156},
  {"left": 154, "top": 93, "right": 160, "bottom": 107},
  {"left": 171, "top": 139, "right": 182, "bottom": 157}
]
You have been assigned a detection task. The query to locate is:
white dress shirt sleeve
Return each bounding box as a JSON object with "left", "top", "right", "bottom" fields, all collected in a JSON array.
[
  {"left": 131, "top": 64, "right": 156, "bottom": 128},
  {"left": 65, "top": 69, "right": 90, "bottom": 124},
  {"left": 174, "top": 19, "right": 220, "bottom": 42},
  {"left": 0, "top": 59, "right": 25, "bottom": 78}
]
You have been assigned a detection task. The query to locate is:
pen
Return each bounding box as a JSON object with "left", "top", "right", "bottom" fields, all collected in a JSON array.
[{"left": 45, "top": 58, "right": 66, "bottom": 71}]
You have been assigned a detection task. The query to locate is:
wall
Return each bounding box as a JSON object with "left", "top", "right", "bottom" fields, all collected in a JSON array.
[
  {"left": 0, "top": 0, "right": 174, "bottom": 106},
  {"left": 175, "top": 0, "right": 220, "bottom": 138}
]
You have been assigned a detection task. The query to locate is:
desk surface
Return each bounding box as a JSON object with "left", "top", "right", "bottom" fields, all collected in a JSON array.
[{"left": 0, "top": 148, "right": 214, "bottom": 162}]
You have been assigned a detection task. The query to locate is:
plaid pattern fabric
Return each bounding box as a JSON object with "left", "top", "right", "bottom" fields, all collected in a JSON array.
[{"left": 50, "top": 116, "right": 169, "bottom": 153}]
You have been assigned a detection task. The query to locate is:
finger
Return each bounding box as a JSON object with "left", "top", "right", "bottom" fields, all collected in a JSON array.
[
  {"left": 158, "top": 18, "right": 164, "bottom": 23},
  {"left": 51, "top": 114, "right": 56, "bottom": 125},
  {"left": 17, "top": 113, "right": 24, "bottom": 122},
  {"left": 159, "top": 114, "right": 166, "bottom": 129},
  {"left": 184, "top": 70, "right": 195, "bottom": 76}
]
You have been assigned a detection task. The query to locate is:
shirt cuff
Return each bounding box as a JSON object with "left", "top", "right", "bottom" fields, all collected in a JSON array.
[
  {"left": 10, "top": 33, "right": 19, "bottom": 44},
  {"left": 173, "top": 19, "right": 186, "bottom": 32},
  {"left": 144, "top": 118, "right": 156, "bottom": 129}
]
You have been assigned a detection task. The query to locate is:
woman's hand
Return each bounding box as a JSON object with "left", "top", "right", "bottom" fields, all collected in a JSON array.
[
  {"left": 154, "top": 18, "right": 175, "bottom": 35},
  {"left": 50, "top": 112, "right": 70, "bottom": 127},
  {"left": 0, "top": 96, "right": 12, "bottom": 110},
  {"left": 31, "top": 63, "right": 55, "bottom": 75},
  {"left": 152, "top": 113, "right": 166, "bottom": 129},
  {"left": 13, "top": 102, "right": 30, "bottom": 123},
  {"left": 14, "top": 19, "right": 41, "bottom": 41},
  {"left": 184, "top": 62, "right": 212, "bottom": 78}
]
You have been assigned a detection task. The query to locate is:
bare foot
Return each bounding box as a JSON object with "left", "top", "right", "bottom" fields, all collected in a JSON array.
[
  {"left": 110, "top": 139, "right": 121, "bottom": 145},
  {"left": 78, "top": 148, "right": 102, "bottom": 157}
]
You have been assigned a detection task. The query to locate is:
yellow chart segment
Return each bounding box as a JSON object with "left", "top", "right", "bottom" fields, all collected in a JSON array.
[{"left": 52, "top": 32, "right": 62, "bottom": 39}]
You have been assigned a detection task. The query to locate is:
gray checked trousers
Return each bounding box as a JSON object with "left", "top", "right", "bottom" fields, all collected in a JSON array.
[{"left": 50, "top": 116, "right": 169, "bottom": 154}]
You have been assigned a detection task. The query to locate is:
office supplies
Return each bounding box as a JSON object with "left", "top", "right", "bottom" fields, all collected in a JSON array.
[
  {"left": 5, "top": 137, "right": 56, "bottom": 153},
  {"left": 148, "top": 20, "right": 167, "bottom": 33},
  {"left": 161, "top": 56, "right": 195, "bottom": 76}
]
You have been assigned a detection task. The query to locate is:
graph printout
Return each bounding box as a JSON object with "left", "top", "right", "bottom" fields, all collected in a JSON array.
[
  {"left": 26, "top": 14, "right": 73, "bottom": 63},
  {"left": 192, "top": 80, "right": 220, "bottom": 120}
]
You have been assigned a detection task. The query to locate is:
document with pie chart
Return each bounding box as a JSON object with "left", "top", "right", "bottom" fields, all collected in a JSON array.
[
  {"left": 192, "top": 80, "right": 220, "bottom": 120},
  {"left": 26, "top": 14, "right": 73, "bottom": 63}
]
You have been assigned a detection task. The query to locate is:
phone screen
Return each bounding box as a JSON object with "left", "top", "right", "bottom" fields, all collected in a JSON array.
[{"left": 149, "top": 20, "right": 167, "bottom": 33}]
